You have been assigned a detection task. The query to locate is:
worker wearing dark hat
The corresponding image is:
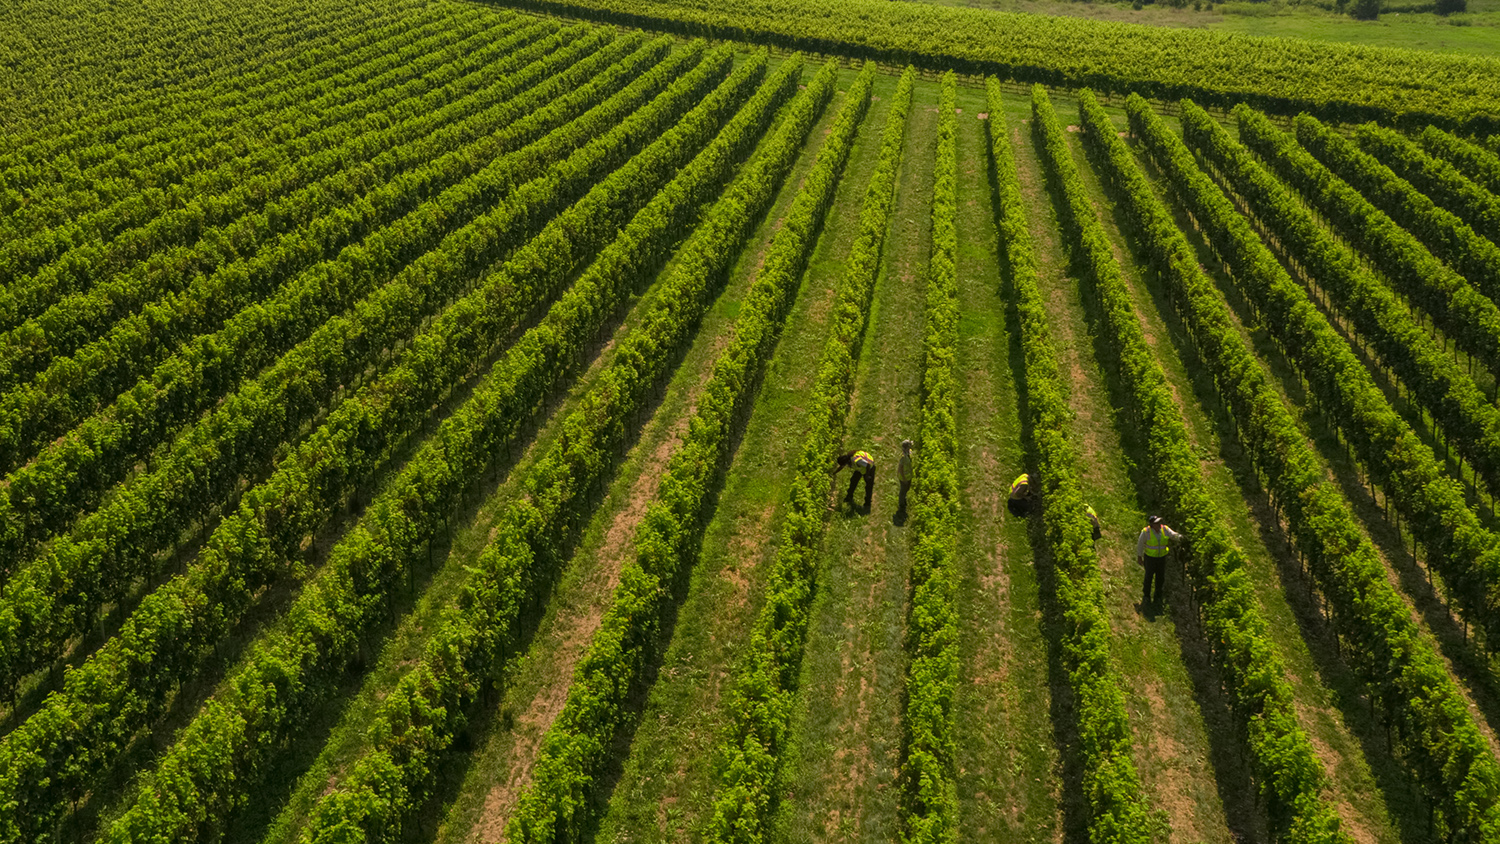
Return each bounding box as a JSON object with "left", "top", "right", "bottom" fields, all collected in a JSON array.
[
  {"left": 1136, "top": 515, "right": 1181, "bottom": 608},
  {"left": 834, "top": 448, "right": 877, "bottom": 511},
  {"left": 1007, "top": 473, "right": 1032, "bottom": 517}
]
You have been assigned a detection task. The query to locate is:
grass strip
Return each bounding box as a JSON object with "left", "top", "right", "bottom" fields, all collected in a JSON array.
[{"left": 895, "top": 70, "right": 962, "bottom": 844}]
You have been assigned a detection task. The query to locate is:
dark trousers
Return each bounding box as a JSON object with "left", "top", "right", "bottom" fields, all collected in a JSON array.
[
  {"left": 846, "top": 466, "right": 874, "bottom": 508},
  {"left": 1141, "top": 556, "right": 1167, "bottom": 605},
  {"left": 897, "top": 478, "right": 911, "bottom": 513}
]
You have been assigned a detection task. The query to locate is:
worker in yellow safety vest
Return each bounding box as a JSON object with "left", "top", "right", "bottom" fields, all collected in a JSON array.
[
  {"left": 1007, "top": 473, "right": 1032, "bottom": 517},
  {"left": 1136, "top": 515, "right": 1182, "bottom": 608},
  {"left": 834, "top": 448, "right": 877, "bottom": 510},
  {"left": 1085, "top": 504, "right": 1102, "bottom": 542}
]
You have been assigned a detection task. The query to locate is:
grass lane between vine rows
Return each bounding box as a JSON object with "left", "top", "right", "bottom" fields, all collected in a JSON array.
[
  {"left": 769, "top": 68, "right": 924, "bottom": 844},
  {"left": 585, "top": 64, "right": 878, "bottom": 844},
  {"left": 952, "top": 85, "right": 1064, "bottom": 844}
]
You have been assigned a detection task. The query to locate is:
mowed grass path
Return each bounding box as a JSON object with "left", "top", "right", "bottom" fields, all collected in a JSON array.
[
  {"left": 771, "top": 72, "right": 933, "bottom": 844},
  {"left": 590, "top": 65, "right": 895, "bottom": 843},
  {"left": 950, "top": 88, "right": 1063, "bottom": 843}
]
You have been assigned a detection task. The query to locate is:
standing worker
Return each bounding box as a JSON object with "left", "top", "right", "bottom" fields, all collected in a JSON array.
[
  {"left": 834, "top": 447, "right": 877, "bottom": 511},
  {"left": 896, "top": 439, "right": 914, "bottom": 516},
  {"left": 1136, "top": 515, "right": 1182, "bottom": 609},
  {"left": 1007, "top": 472, "right": 1032, "bottom": 517},
  {"left": 1085, "top": 504, "right": 1102, "bottom": 542}
]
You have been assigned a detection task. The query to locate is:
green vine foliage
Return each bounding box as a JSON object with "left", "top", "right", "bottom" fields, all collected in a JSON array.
[
  {"left": 1125, "top": 96, "right": 1500, "bottom": 839},
  {"left": 0, "top": 8, "right": 520, "bottom": 306},
  {"left": 0, "top": 41, "right": 767, "bottom": 844},
  {"left": 898, "top": 70, "right": 961, "bottom": 844},
  {"left": 285, "top": 57, "right": 843, "bottom": 844},
  {"left": 1027, "top": 84, "right": 1158, "bottom": 844},
  {"left": 1236, "top": 107, "right": 1500, "bottom": 382},
  {"left": 0, "top": 35, "right": 707, "bottom": 699},
  {"left": 704, "top": 64, "right": 914, "bottom": 844},
  {"left": 0, "top": 23, "right": 635, "bottom": 577},
  {"left": 492, "top": 0, "right": 1500, "bottom": 131},
  {"left": 1417, "top": 126, "right": 1500, "bottom": 197},
  {"left": 1176, "top": 101, "right": 1500, "bottom": 660},
  {"left": 1296, "top": 114, "right": 1500, "bottom": 307},
  {"left": 505, "top": 58, "right": 877, "bottom": 844},
  {"left": 1078, "top": 90, "right": 1348, "bottom": 844},
  {"left": 1356, "top": 122, "right": 1500, "bottom": 246}
]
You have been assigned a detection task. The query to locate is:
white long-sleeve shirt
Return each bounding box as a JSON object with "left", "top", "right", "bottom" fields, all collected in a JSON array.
[{"left": 1136, "top": 525, "right": 1182, "bottom": 559}]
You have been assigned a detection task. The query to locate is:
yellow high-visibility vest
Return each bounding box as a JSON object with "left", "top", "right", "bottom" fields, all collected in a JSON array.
[
  {"left": 1010, "top": 474, "right": 1030, "bottom": 497},
  {"left": 1142, "top": 527, "right": 1170, "bottom": 557},
  {"left": 852, "top": 450, "right": 875, "bottom": 470}
]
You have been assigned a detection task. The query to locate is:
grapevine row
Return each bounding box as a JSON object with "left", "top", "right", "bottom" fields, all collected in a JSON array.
[
  {"left": 0, "top": 1, "right": 460, "bottom": 246},
  {"left": 508, "top": 59, "right": 873, "bottom": 844},
  {"left": 89, "top": 44, "right": 773, "bottom": 844},
  {"left": 0, "top": 18, "right": 567, "bottom": 402},
  {"left": 1236, "top": 110, "right": 1500, "bottom": 381},
  {"left": 703, "top": 64, "right": 912, "bottom": 844},
  {"left": 898, "top": 70, "right": 962, "bottom": 844},
  {"left": 1175, "top": 102, "right": 1500, "bottom": 655},
  {"left": 290, "top": 56, "right": 842, "bottom": 844},
  {"left": 1127, "top": 97, "right": 1500, "bottom": 838},
  {"left": 0, "top": 0, "right": 388, "bottom": 177},
  {"left": 1355, "top": 123, "right": 1500, "bottom": 247},
  {"left": 1079, "top": 91, "right": 1349, "bottom": 843},
  {"left": 0, "top": 8, "right": 504, "bottom": 294},
  {"left": 0, "top": 0, "right": 430, "bottom": 205},
  {"left": 0, "top": 31, "right": 653, "bottom": 573},
  {"left": 0, "top": 40, "right": 709, "bottom": 695},
  {"left": 0, "top": 34, "right": 701, "bottom": 829},
  {"left": 1294, "top": 115, "right": 1500, "bottom": 311},
  {"left": 1029, "top": 84, "right": 1160, "bottom": 844},
  {"left": 497, "top": 0, "right": 1500, "bottom": 130},
  {"left": 0, "top": 26, "right": 627, "bottom": 575},
  {"left": 0, "top": 0, "right": 383, "bottom": 140},
  {"left": 1418, "top": 126, "right": 1500, "bottom": 197}
]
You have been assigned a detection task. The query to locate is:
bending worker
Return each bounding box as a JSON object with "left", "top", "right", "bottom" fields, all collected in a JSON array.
[
  {"left": 1136, "top": 515, "right": 1182, "bottom": 608},
  {"left": 1007, "top": 473, "right": 1032, "bottom": 517},
  {"left": 834, "top": 448, "right": 877, "bottom": 510},
  {"left": 1086, "top": 503, "right": 1102, "bottom": 542}
]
